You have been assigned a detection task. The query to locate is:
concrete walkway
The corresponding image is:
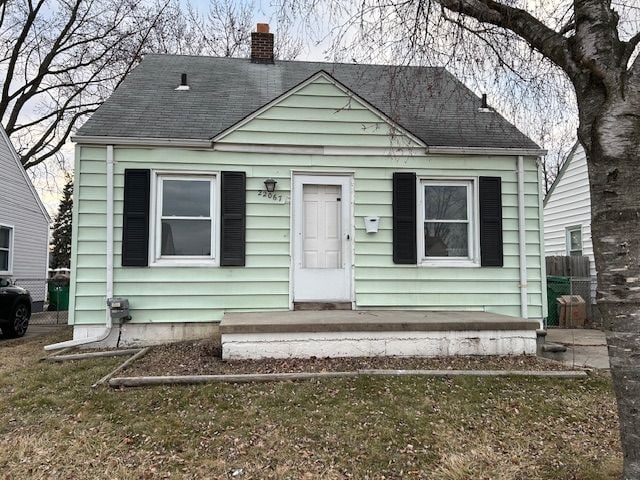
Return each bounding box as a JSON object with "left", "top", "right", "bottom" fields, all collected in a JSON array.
[{"left": 543, "top": 329, "right": 609, "bottom": 369}]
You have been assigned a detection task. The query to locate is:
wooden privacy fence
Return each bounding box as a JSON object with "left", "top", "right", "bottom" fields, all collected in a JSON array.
[{"left": 546, "top": 255, "right": 590, "bottom": 277}]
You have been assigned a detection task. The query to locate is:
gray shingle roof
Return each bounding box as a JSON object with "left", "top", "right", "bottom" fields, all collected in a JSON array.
[{"left": 77, "top": 54, "right": 540, "bottom": 150}]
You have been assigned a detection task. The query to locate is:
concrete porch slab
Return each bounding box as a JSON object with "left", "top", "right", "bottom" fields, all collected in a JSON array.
[
  {"left": 220, "top": 311, "right": 539, "bottom": 360},
  {"left": 220, "top": 310, "right": 540, "bottom": 334}
]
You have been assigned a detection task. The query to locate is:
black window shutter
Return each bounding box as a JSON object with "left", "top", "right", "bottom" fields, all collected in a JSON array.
[
  {"left": 479, "top": 176, "right": 504, "bottom": 267},
  {"left": 122, "top": 169, "right": 150, "bottom": 267},
  {"left": 392, "top": 172, "right": 417, "bottom": 264},
  {"left": 221, "top": 171, "right": 246, "bottom": 266}
]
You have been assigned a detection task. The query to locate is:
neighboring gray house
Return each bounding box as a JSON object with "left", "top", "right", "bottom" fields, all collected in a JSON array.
[
  {"left": 0, "top": 125, "right": 51, "bottom": 311},
  {"left": 543, "top": 143, "right": 597, "bottom": 305}
]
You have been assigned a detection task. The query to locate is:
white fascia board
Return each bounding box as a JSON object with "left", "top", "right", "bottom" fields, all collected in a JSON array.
[
  {"left": 214, "top": 142, "right": 545, "bottom": 157},
  {"left": 72, "top": 134, "right": 545, "bottom": 158},
  {"left": 212, "top": 71, "right": 427, "bottom": 148},
  {"left": 426, "top": 146, "right": 547, "bottom": 156},
  {"left": 71, "top": 135, "right": 212, "bottom": 148},
  {"left": 0, "top": 125, "right": 52, "bottom": 223}
]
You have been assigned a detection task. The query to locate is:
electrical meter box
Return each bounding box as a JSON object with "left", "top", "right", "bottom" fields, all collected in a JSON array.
[{"left": 107, "top": 297, "right": 132, "bottom": 322}]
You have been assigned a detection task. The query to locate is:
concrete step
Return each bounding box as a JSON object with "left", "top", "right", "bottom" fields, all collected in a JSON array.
[{"left": 220, "top": 311, "right": 540, "bottom": 360}]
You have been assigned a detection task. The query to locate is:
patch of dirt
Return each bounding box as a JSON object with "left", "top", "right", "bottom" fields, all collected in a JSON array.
[{"left": 125, "top": 339, "right": 575, "bottom": 377}]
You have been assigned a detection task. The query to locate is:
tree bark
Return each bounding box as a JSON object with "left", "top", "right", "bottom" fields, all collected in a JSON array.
[{"left": 578, "top": 81, "right": 640, "bottom": 479}]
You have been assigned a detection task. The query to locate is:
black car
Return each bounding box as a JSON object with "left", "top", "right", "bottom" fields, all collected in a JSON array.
[{"left": 0, "top": 278, "right": 32, "bottom": 338}]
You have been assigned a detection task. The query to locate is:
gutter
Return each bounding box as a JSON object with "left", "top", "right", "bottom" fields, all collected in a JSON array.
[
  {"left": 45, "top": 145, "right": 115, "bottom": 350},
  {"left": 70, "top": 135, "right": 211, "bottom": 148},
  {"left": 426, "top": 146, "right": 547, "bottom": 157},
  {"left": 71, "top": 135, "right": 547, "bottom": 157},
  {"left": 517, "top": 155, "right": 528, "bottom": 319}
]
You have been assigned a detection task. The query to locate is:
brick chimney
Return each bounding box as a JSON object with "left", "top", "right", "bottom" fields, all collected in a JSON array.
[{"left": 251, "top": 23, "right": 274, "bottom": 64}]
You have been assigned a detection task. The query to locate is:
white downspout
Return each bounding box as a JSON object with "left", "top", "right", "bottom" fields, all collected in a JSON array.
[
  {"left": 536, "top": 156, "right": 548, "bottom": 328},
  {"left": 517, "top": 155, "right": 528, "bottom": 319},
  {"left": 45, "top": 145, "right": 115, "bottom": 350}
]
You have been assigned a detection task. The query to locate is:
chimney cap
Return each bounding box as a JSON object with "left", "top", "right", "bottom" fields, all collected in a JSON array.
[{"left": 256, "top": 23, "right": 269, "bottom": 33}]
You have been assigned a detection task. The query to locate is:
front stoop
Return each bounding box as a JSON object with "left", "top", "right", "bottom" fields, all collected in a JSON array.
[{"left": 220, "top": 310, "right": 540, "bottom": 360}]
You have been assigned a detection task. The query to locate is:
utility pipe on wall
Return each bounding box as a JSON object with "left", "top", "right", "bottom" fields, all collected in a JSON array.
[
  {"left": 45, "top": 145, "right": 115, "bottom": 350},
  {"left": 536, "top": 156, "right": 548, "bottom": 326},
  {"left": 517, "top": 155, "right": 529, "bottom": 319}
]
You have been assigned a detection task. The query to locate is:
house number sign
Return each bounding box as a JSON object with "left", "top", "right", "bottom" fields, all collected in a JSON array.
[{"left": 257, "top": 190, "right": 289, "bottom": 204}]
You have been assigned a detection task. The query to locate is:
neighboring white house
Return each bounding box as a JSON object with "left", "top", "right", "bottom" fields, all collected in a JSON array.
[
  {"left": 0, "top": 125, "right": 51, "bottom": 311},
  {"left": 543, "top": 143, "right": 597, "bottom": 304}
]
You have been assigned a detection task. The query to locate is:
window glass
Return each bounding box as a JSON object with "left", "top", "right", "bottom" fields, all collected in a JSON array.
[
  {"left": 425, "top": 185, "right": 467, "bottom": 220},
  {"left": 0, "top": 250, "right": 7, "bottom": 271},
  {"left": 425, "top": 223, "right": 469, "bottom": 257},
  {"left": 423, "top": 183, "right": 471, "bottom": 258},
  {"left": 0, "top": 226, "right": 10, "bottom": 271},
  {"left": 568, "top": 227, "right": 582, "bottom": 256},
  {"left": 156, "top": 176, "right": 214, "bottom": 261},
  {"left": 0, "top": 227, "right": 10, "bottom": 249},
  {"left": 162, "top": 180, "right": 210, "bottom": 217},
  {"left": 161, "top": 219, "right": 211, "bottom": 256},
  {"left": 569, "top": 230, "right": 581, "bottom": 250}
]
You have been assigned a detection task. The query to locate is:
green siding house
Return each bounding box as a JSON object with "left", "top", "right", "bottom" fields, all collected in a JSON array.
[{"left": 55, "top": 25, "right": 547, "bottom": 356}]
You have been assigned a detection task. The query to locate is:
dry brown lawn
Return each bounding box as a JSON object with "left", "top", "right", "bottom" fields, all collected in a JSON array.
[{"left": 0, "top": 330, "right": 622, "bottom": 479}]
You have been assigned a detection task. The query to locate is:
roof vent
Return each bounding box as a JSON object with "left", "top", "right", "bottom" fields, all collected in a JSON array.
[
  {"left": 479, "top": 93, "right": 491, "bottom": 112},
  {"left": 175, "top": 73, "right": 190, "bottom": 91}
]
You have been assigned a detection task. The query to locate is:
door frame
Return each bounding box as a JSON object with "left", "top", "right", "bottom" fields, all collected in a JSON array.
[{"left": 289, "top": 171, "right": 355, "bottom": 309}]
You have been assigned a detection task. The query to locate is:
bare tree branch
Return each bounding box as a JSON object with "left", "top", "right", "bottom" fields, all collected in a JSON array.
[
  {"left": 1, "top": 0, "right": 303, "bottom": 169},
  {"left": 434, "top": 0, "right": 577, "bottom": 74}
]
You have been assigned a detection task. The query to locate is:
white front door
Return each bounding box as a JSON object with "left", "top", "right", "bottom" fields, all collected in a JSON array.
[{"left": 292, "top": 174, "right": 352, "bottom": 302}]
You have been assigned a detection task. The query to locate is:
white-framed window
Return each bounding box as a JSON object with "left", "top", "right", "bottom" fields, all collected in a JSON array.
[
  {"left": 150, "top": 173, "right": 219, "bottom": 266},
  {"left": 0, "top": 224, "right": 13, "bottom": 275},
  {"left": 566, "top": 225, "right": 583, "bottom": 256},
  {"left": 418, "top": 179, "right": 479, "bottom": 267}
]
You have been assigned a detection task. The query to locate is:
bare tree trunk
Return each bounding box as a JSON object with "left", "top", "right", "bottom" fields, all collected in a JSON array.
[{"left": 580, "top": 85, "right": 640, "bottom": 479}]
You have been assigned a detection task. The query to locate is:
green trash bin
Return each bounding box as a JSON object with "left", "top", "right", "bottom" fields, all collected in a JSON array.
[
  {"left": 48, "top": 276, "right": 70, "bottom": 311},
  {"left": 546, "top": 275, "right": 570, "bottom": 327}
]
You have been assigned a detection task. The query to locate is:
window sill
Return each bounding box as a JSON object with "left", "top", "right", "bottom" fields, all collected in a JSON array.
[
  {"left": 419, "top": 259, "right": 480, "bottom": 268},
  {"left": 149, "top": 258, "right": 219, "bottom": 268}
]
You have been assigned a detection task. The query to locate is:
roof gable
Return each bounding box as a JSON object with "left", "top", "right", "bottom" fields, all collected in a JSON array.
[
  {"left": 0, "top": 126, "right": 51, "bottom": 223},
  {"left": 543, "top": 141, "right": 580, "bottom": 206},
  {"left": 215, "top": 71, "right": 425, "bottom": 148}
]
